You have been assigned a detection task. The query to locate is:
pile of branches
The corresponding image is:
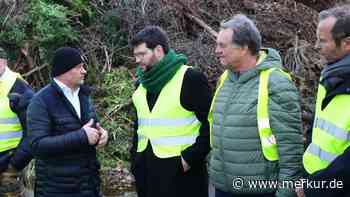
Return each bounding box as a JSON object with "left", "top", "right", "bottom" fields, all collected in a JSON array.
[
  {"left": 295, "top": 0, "right": 347, "bottom": 11},
  {"left": 113, "top": 0, "right": 325, "bottom": 133},
  {"left": 114, "top": 0, "right": 350, "bottom": 134}
]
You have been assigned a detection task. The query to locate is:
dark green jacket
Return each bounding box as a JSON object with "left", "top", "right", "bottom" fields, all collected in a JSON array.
[{"left": 209, "top": 48, "right": 304, "bottom": 197}]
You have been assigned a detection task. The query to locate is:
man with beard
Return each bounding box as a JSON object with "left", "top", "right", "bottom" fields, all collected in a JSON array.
[
  {"left": 130, "top": 26, "right": 212, "bottom": 197},
  {"left": 302, "top": 4, "right": 350, "bottom": 197}
]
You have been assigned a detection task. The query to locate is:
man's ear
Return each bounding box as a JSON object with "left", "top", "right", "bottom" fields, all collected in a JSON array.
[
  {"left": 154, "top": 45, "right": 165, "bottom": 59},
  {"left": 155, "top": 45, "right": 164, "bottom": 53},
  {"left": 342, "top": 37, "right": 350, "bottom": 52},
  {"left": 241, "top": 45, "right": 250, "bottom": 56}
]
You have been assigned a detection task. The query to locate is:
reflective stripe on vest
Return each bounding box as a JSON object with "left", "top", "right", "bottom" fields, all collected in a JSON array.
[
  {"left": 314, "top": 117, "right": 350, "bottom": 141},
  {"left": 138, "top": 133, "right": 198, "bottom": 146},
  {"left": 138, "top": 116, "right": 199, "bottom": 127},
  {"left": 0, "top": 69, "right": 23, "bottom": 152},
  {"left": 132, "top": 65, "right": 201, "bottom": 158},
  {"left": 303, "top": 84, "right": 350, "bottom": 174},
  {"left": 306, "top": 143, "right": 337, "bottom": 163},
  {"left": 0, "top": 131, "right": 23, "bottom": 140},
  {"left": 209, "top": 67, "right": 290, "bottom": 161},
  {"left": 0, "top": 117, "right": 21, "bottom": 124}
]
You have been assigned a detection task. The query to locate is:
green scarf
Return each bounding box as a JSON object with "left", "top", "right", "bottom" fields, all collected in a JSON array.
[{"left": 136, "top": 49, "right": 187, "bottom": 94}]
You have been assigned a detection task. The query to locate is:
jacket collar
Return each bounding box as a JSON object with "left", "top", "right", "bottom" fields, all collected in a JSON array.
[
  {"left": 320, "top": 54, "right": 350, "bottom": 109},
  {"left": 50, "top": 80, "right": 91, "bottom": 97},
  {"left": 50, "top": 80, "right": 92, "bottom": 122}
]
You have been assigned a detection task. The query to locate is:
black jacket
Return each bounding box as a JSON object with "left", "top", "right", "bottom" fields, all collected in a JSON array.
[
  {"left": 0, "top": 77, "right": 34, "bottom": 172},
  {"left": 305, "top": 56, "right": 350, "bottom": 197},
  {"left": 305, "top": 80, "right": 350, "bottom": 196},
  {"left": 131, "top": 68, "right": 212, "bottom": 197},
  {"left": 27, "top": 81, "right": 101, "bottom": 197}
]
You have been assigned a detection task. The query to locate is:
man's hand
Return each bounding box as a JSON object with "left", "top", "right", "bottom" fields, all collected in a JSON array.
[
  {"left": 181, "top": 157, "right": 190, "bottom": 172},
  {"left": 96, "top": 123, "right": 108, "bottom": 148},
  {"left": 83, "top": 119, "right": 100, "bottom": 145}
]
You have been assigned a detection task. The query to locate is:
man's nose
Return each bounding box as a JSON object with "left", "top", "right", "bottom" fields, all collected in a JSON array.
[
  {"left": 81, "top": 67, "right": 87, "bottom": 74},
  {"left": 314, "top": 41, "right": 321, "bottom": 51},
  {"left": 215, "top": 47, "right": 221, "bottom": 55},
  {"left": 135, "top": 56, "right": 141, "bottom": 64}
]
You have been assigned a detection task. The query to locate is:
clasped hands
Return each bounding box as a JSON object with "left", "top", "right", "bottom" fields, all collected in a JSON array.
[{"left": 83, "top": 119, "right": 108, "bottom": 148}]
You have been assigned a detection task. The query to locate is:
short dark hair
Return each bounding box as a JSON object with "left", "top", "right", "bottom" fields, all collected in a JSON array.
[
  {"left": 131, "top": 26, "right": 170, "bottom": 54},
  {"left": 319, "top": 4, "right": 350, "bottom": 46}
]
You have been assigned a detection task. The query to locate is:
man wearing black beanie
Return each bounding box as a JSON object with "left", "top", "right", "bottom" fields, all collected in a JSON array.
[
  {"left": 51, "top": 47, "right": 84, "bottom": 78},
  {"left": 27, "top": 47, "right": 108, "bottom": 197}
]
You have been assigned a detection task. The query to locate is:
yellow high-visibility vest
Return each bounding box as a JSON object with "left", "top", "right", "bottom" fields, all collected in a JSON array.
[
  {"left": 132, "top": 65, "right": 201, "bottom": 158},
  {"left": 303, "top": 83, "right": 350, "bottom": 174},
  {"left": 0, "top": 69, "right": 23, "bottom": 152},
  {"left": 209, "top": 66, "right": 290, "bottom": 161}
]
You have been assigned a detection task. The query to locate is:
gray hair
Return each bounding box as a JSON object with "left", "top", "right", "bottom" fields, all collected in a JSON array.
[
  {"left": 319, "top": 4, "right": 350, "bottom": 46},
  {"left": 221, "top": 14, "right": 261, "bottom": 55}
]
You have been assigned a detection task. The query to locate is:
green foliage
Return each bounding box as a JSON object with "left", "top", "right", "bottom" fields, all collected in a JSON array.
[
  {"left": 94, "top": 67, "right": 136, "bottom": 168},
  {"left": 0, "top": 16, "right": 27, "bottom": 46},
  {"left": 28, "top": 0, "right": 79, "bottom": 59},
  {"left": 44, "top": 0, "right": 95, "bottom": 25},
  {"left": 1, "top": 0, "right": 82, "bottom": 62},
  {"left": 98, "top": 9, "right": 129, "bottom": 66},
  {"left": 0, "top": 16, "right": 28, "bottom": 61},
  {"left": 67, "top": 0, "right": 94, "bottom": 22},
  {"left": 101, "top": 9, "right": 128, "bottom": 48},
  {"left": 1, "top": 0, "right": 133, "bottom": 168}
]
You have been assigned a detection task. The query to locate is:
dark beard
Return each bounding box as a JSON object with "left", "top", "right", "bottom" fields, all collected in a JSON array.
[{"left": 145, "top": 53, "right": 159, "bottom": 72}]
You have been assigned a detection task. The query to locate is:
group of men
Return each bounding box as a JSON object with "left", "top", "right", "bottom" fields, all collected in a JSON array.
[{"left": 0, "top": 3, "right": 349, "bottom": 197}]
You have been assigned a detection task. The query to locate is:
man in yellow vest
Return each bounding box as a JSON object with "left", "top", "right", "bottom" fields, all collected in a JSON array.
[
  {"left": 208, "top": 14, "right": 304, "bottom": 197},
  {"left": 130, "top": 26, "right": 212, "bottom": 197},
  {"left": 0, "top": 46, "right": 34, "bottom": 195},
  {"left": 302, "top": 4, "right": 350, "bottom": 197}
]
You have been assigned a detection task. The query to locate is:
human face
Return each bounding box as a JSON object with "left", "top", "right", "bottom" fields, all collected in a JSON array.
[
  {"left": 215, "top": 28, "right": 244, "bottom": 69},
  {"left": 0, "top": 58, "right": 7, "bottom": 76},
  {"left": 64, "top": 63, "right": 87, "bottom": 89},
  {"left": 316, "top": 17, "right": 347, "bottom": 64},
  {"left": 133, "top": 43, "right": 158, "bottom": 72}
]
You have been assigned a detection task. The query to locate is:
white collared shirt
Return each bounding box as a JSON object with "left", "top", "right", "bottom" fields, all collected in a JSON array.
[
  {"left": 53, "top": 78, "right": 81, "bottom": 119},
  {"left": 0, "top": 66, "right": 9, "bottom": 81}
]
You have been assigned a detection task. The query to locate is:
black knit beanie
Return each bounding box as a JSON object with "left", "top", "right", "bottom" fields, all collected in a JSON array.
[{"left": 51, "top": 47, "right": 83, "bottom": 77}]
